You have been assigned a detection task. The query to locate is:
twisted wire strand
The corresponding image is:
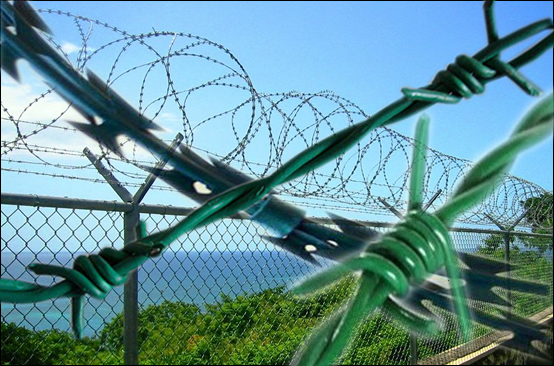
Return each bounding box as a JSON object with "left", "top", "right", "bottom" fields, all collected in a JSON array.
[
  {"left": 0, "top": 0, "right": 553, "bottom": 342},
  {"left": 290, "top": 94, "right": 553, "bottom": 366}
]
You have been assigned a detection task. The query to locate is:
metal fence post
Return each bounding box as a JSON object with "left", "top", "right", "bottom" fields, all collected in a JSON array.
[
  {"left": 83, "top": 133, "right": 182, "bottom": 365},
  {"left": 123, "top": 210, "right": 140, "bottom": 365},
  {"left": 1, "top": 192, "right": 552, "bottom": 365},
  {"left": 378, "top": 190, "right": 442, "bottom": 365},
  {"left": 503, "top": 231, "right": 511, "bottom": 310},
  {"left": 484, "top": 209, "right": 529, "bottom": 318}
]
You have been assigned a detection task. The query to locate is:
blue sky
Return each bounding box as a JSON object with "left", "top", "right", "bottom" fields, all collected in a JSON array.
[
  {"left": 2, "top": 2, "right": 552, "bottom": 338},
  {"left": 2, "top": 1, "right": 553, "bottom": 212}
]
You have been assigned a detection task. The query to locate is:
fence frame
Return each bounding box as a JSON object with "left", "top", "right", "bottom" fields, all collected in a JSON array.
[{"left": 1, "top": 192, "right": 553, "bottom": 364}]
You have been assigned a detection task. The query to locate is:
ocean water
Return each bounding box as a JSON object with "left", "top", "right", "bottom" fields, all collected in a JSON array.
[
  {"left": 1, "top": 250, "right": 317, "bottom": 337},
  {"left": 4, "top": 240, "right": 546, "bottom": 338}
]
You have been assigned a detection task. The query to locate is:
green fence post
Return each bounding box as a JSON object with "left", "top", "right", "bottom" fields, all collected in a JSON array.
[{"left": 484, "top": 209, "right": 529, "bottom": 317}]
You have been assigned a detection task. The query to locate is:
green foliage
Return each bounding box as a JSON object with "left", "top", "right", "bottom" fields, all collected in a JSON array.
[
  {"left": 1, "top": 321, "right": 108, "bottom": 365},
  {"left": 100, "top": 300, "right": 201, "bottom": 351},
  {"left": 521, "top": 193, "right": 553, "bottom": 231},
  {"left": 481, "top": 234, "right": 513, "bottom": 253},
  {"left": 518, "top": 233, "right": 552, "bottom": 254},
  {"left": 1, "top": 257, "right": 551, "bottom": 365},
  {"left": 519, "top": 193, "right": 553, "bottom": 253},
  {"left": 480, "top": 233, "right": 551, "bottom": 257},
  {"left": 480, "top": 194, "right": 552, "bottom": 255},
  {"left": 1, "top": 322, "right": 43, "bottom": 366}
]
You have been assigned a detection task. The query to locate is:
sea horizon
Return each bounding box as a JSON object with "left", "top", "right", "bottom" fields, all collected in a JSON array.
[{"left": 1, "top": 249, "right": 318, "bottom": 337}]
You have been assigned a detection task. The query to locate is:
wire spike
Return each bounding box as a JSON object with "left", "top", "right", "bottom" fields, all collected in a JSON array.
[
  {"left": 0, "top": 45, "right": 21, "bottom": 81},
  {"left": 294, "top": 220, "right": 369, "bottom": 258},
  {"left": 45, "top": 84, "right": 97, "bottom": 124},
  {"left": 144, "top": 166, "right": 209, "bottom": 201},
  {"left": 424, "top": 270, "right": 511, "bottom": 307},
  {"left": 14, "top": 0, "right": 52, "bottom": 34},
  {"left": 208, "top": 157, "right": 251, "bottom": 186},
  {"left": 178, "top": 145, "right": 215, "bottom": 171},
  {"left": 86, "top": 70, "right": 163, "bottom": 132},
  {"left": 327, "top": 212, "right": 380, "bottom": 242},
  {"left": 261, "top": 236, "right": 320, "bottom": 266},
  {"left": 457, "top": 252, "right": 514, "bottom": 274},
  {"left": 69, "top": 121, "right": 123, "bottom": 156}
]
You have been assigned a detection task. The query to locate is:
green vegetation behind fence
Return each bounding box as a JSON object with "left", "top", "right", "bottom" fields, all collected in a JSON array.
[{"left": 2, "top": 202, "right": 551, "bottom": 365}]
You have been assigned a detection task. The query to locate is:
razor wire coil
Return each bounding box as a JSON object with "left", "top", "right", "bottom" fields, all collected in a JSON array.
[
  {"left": 0, "top": 0, "right": 553, "bottom": 356},
  {"left": 1, "top": 6, "right": 552, "bottom": 231}
]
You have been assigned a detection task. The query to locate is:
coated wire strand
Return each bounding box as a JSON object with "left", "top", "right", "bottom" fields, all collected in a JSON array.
[
  {"left": 290, "top": 95, "right": 553, "bottom": 366},
  {"left": 0, "top": 0, "right": 552, "bottom": 343},
  {"left": 292, "top": 118, "right": 462, "bottom": 365}
]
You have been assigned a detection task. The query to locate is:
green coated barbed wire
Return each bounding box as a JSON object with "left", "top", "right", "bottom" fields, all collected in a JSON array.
[
  {"left": 290, "top": 95, "right": 554, "bottom": 366},
  {"left": 0, "top": 0, "right": 552, "bottom": 346}
]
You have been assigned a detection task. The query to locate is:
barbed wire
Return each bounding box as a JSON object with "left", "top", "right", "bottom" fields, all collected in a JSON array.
[
  {"left": 1, "top": 7, "right": 551, "bottom": 230},
  {"left": 1, "top": 1, "right": 552, "bottom": 357}
]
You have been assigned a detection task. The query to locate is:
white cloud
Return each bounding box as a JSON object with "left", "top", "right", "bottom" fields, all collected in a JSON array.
[
  {"left": 60, "top": 42, "right": 81, "bottom": 55},
  {"left": 1, "top": 81, "right": 157, "bottom": 162},
  {"left": 1, "top": 82, "right": 84, "bottom": 122},
  {"left": 1, "top": 84, "right": 99, "bottom": 162},
  {"left": 1, "top": 81, "right": 91, "bottom": 155},
  {"left": 159, "top": 112, "right": 181, "bottom": 123}
]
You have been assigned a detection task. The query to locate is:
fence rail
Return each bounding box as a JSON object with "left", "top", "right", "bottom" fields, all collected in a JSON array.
[{"left": 2, "top": 192, "right": 552, "bottom": 365}]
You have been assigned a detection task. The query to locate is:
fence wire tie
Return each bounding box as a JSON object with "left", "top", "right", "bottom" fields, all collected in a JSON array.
[{"left": 0, "top": 1, "right": 552, "bottom": 360}]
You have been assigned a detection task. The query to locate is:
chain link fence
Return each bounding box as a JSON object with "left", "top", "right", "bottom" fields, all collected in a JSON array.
[
  {"left": 2, "top": 2, "right": 553, "bottom": 365},
  {"left": 2, "top": 194, "right": 552, "bottom": 365}
]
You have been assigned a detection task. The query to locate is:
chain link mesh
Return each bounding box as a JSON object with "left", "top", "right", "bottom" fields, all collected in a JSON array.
[
  {"left": 1, "top": 2, "right": 552, "bottom": 364},
  {"left": 2, "top": 202, "right": 551, "bottom": 365}
]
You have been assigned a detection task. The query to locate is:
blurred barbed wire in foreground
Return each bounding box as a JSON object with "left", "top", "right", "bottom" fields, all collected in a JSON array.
[{"left": 1, "top": 8, "right": 551, "bottom": 231}]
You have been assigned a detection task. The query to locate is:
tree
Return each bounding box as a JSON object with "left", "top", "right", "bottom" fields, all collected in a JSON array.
[
  {"left": 520, "top": 193, "right": 553, "bottom": 253},
  {"left": 521, "top": 192, "right": 553, "bottom": 231},
  {"left": 482, "top": 234, "right": 514, "bottom": 253}
]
